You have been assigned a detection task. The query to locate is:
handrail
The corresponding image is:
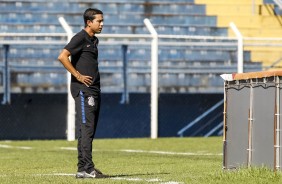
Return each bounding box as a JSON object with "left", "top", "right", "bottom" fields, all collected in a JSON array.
[
  {"left": 264, "top": 56, "right": 282, "bottom": 70},
  {"left": 2, "top": 33, "right": 282, "bottom": 44},
  {"left": 3, "top": 23, "right": 237, "bottom": 141},
  {"left": 0, "top": 32, "right": 236, "bottom": 43},
  {"left": 205, "top": 122, "right": 223, "bottom": 137},
  {"left": 243, "top": 37, "right": 282, "bottom": 47},
  {"left": 243, "top": 37, "right": 282, "bottom": 70},
  {"left": 177, "top": 99, "right": 224, "bottom": 137},
  {"left": 273, "top": 0, "right": 282, "bottom": 9},
  {"left": 190, "top": 112, "right": 222, "bottom": 136},
  {"left": 0, "top": 33, "right": 67, "bottom": 36}
]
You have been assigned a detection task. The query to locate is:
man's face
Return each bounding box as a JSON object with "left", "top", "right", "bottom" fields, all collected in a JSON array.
[{"left": 88, "top": 14, "right": 103, "bottom": 34}]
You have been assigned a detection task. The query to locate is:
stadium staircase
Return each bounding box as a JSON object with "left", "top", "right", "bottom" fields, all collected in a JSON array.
[
  {"left": 195, "top": 0, "right": 282, "bottom": 68},
  {"left": 0, "top": 0, "right": 263, "bottom": 95},
  {"left": 178, "top": 0, "right": 282, "bottom": 137}
]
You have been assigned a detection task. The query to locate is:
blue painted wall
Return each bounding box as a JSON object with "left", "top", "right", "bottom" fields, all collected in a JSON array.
[{"left": 0, "top": 93, "right": 223, "bottom": 140}]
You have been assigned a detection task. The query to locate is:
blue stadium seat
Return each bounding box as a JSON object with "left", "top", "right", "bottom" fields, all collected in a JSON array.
[
  {"left": 264, "top": 0, "right": 275, "bottom": 3},
  {"left": 149, "top": 15, "right": 216, "bottom": 26},
  {"left": 0, "top": 0, "right": 262, "bottom": 93}
]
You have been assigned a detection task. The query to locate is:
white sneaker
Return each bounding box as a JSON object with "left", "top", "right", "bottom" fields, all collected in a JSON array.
[{"left": 75, "top": 171, "right": 86, "bottom": 178}]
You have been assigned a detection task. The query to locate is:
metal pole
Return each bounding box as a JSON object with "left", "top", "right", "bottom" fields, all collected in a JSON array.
[
  {"left": 223, "top": 81, "right": 227, "bottom": 169},
  {"left": 275, "top": 76, "right": 281, "bottom": 170},
  {"left": 2, "top": 44, "right": 10, "bottom": 105},
  {"left": 144, "top": 18, "right": 158, "bottom": 139},
  {"left": 1, "top": 45, "right": 7, "bottom": 105},
  {"left": 120, "top": 45, "right": 129, "bottom": 104},
  {"left": 229, "top": 22, "right": 244, "bottom": 73},
  {"left": 58, "top": 17, "right": 75, "bottom": 141},
  {"left": 247, "top": 79, "right": 254, "bottom": 167},
  {"left": 6, "top": 45, "right": 10, "bottom": 104}
]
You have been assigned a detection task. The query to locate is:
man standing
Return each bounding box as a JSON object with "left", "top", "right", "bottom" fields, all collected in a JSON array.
[{"left": 58, "top": 8, "right": 105, "bottom": 178}]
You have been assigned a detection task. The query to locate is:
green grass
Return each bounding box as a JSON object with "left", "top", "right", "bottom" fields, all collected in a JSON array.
[{"left": 0, "top": 137, "right": 281, "bottom": 184}]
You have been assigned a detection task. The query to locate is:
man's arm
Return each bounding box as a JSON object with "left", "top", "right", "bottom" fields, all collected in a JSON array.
[{"left": 58, "top": 49, "right": 92, "bottom": 87}]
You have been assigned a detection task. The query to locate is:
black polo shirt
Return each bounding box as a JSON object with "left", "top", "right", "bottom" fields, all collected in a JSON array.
[{"left": 64, "top": 29, "right": 100, "bottom": 97}]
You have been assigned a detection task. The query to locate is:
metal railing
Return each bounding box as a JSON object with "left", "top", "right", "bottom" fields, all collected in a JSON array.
[
  {"left": 243, "top": 37, "right": 282, "bottom": 70},
  {"left": 0, "top": 20, "right": 239, "bottom": 141},
  {"left": 177, "top": 99, "right": 224, "bottom": 137},
  {"left": 1, "top": 21, "right": 282, "bottom": 139},
  {"left": 273, "top": 0, "right": 282, "bottom": 9}
]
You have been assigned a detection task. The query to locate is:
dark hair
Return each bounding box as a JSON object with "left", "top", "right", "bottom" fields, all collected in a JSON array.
[{"left": 83, "top": 8, "right": 103, "bottom": 27}]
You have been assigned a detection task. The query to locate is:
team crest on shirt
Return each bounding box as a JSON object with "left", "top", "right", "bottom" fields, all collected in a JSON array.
[{"left": 88, "top": 96, "right": 95, "bottom": 106}]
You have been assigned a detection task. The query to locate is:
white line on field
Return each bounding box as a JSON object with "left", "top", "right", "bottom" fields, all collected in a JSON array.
[
  {"left": 59, "top": 147, "right": 222, "bottom": 156},
  {"left": 60, "top": 147, "right": 76, "bottom": 151},
  {"left": 120, "top": 149, "right": 222, "bottom": 156},
  {"left": 60, "top": 147, "right": 103, "bottom": 152},
  {"left": 111, "top": 177, "right": 161, "bottom": 182},
  {"left": 34, "top": 173, "right": 75, "bottom": 176},
  {"left": 0, "top": 145, "right": 12, "bottom": 148},
  {"left": 0, "top": 144, "right": 32, "bottom": 150},
  {"left": 34, "top": 173, "right": 183, "bottom": 184}
]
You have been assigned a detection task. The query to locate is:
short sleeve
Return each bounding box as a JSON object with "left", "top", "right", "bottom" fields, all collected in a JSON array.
[{"left": 64, "top": 33, "right": 84, "bottom": 56}]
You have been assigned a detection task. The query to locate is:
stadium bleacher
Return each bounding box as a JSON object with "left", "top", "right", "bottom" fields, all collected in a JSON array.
[
  {"left": 196, "top": 0, "right": 282, "bottom": 67},
  {"left": 0, "top": 0, "right": 269, "bottom": 94},
  {"left": 1, "top": 0, "right": 282, "bottom": 139}
]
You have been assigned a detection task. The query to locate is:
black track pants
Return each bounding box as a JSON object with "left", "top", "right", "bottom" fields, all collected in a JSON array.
[{"left": 74, "top": 91, "right": 101, "bottom": 173}]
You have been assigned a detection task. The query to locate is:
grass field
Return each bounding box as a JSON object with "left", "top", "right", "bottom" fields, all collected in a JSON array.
[{"left": 0, "top": 137, "right": 282, "bottom": 184}]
